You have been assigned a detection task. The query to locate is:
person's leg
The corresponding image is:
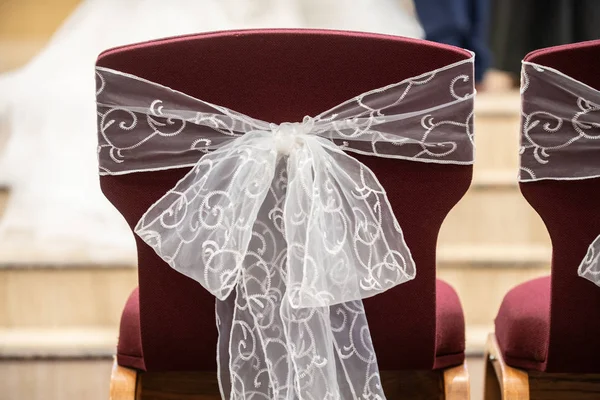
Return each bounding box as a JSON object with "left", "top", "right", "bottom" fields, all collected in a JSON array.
[
  {"left": 414, "top": 0, "right": 469, "bottom": 48},
  {"left": 414, "top": 0, "right": 491, "bottom": 82},
  {"left": 466, "top": 0, "right": 491, "bottom": 82}
]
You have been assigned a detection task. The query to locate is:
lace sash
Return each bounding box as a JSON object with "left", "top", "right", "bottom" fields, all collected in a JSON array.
[
  {"left": 97, "top": 56, "right": 474, "bottom": 399},
  {"left": 520, "top": 61, "right": 600, "bottom": 288}
]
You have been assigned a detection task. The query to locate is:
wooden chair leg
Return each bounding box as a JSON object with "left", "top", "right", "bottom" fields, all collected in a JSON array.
[
  {"left": 443, "top": 360, "right": 470, "bottom": 400},
  {"left": 109, "top": 357, "right": 139, "bottom": 400},
  {"left": 483, "top": 333, "right": 529, "bottom": 400},
  {"left": 484, "top": 345, "right": 503, "bottom": 400}
]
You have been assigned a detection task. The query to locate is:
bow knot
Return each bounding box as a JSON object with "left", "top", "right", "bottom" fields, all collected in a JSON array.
[{"left": 271, "top": 116, "right": 314, "bottom": 155}]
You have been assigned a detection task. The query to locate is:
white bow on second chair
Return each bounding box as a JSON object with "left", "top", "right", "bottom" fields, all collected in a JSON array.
[
  {"left": 96, "top": 55, "right": 475, "bottom": 399},
  {"left": 520, "top": 62, "right": 600, "bottom": 288}
]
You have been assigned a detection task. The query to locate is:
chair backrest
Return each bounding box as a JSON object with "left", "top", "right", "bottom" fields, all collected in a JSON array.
[
  {"left": 97, "top": 29, "right": 472, "bottom": 372},
  {"left": 521, "top": 40, "right": 600, "bottom": 373}
]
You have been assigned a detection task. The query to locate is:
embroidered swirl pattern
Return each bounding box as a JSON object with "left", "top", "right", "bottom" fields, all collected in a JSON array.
[
  {"left": 520, "top": 61, "right": 600, "bottom": 289},
  {"left": 519, "top": 62, "right": 600, "bottom": 182}
]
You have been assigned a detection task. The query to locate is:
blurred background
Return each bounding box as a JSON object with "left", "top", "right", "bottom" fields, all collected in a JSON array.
[{"left": 0, "top": 1, "right": 598, "bottom": 399}]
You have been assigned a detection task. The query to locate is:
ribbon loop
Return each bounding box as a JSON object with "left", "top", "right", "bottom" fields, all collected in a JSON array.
[
  {"left": 136, "top": 131, "right": 278, "bottom": 300},
  {"left": 286, "top": 136, "right": 415, "bottom": 309}
]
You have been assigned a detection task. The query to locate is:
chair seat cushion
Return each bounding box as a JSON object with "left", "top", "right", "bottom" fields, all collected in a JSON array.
[
  {"left": 117, "top": 279, "right": 465, "bottom": 371},
  {"left": 116, "top": 287, "right": 145, "bottom": 370},
  {"left": 495, "top": 276, "right": 551, "bottom": 371},
  {"left": 434, "top": 279, "right": 466, "bottom": 369}
]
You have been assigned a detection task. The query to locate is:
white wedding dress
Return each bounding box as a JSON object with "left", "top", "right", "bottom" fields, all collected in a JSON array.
[{"left": 0, "top": 0, "right": 422, "bottom": 264}]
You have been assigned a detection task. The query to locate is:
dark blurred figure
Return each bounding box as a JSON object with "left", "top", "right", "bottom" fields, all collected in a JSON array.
[
  {"left": 414, "top": 0, "right": 491, "bottom": 83},
  {"left": 491, "top": 0, "right": 600, "bottom": 78}
]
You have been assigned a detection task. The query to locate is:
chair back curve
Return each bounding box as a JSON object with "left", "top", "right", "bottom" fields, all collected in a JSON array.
[
  {"left": 521, "top": 39, "right": 600, "bottom": 373},
  {"left": 96, "top": 29, "right": 473, "bottom": 372}
]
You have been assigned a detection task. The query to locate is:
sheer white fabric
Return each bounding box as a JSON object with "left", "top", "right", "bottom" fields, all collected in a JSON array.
[
  {"left": 579, "top": 236, "right": 600, "bottom": 287},
  {"left": 97, "top": 56, "right": 474, "bottom": 399},
  {"left": 0, "top": 0, "right": 423, "bottom": 261},
  {"left": 96, "top": 60, "right": 474, "bottom": 176},
  {"left": 519, "top": 62, "right": 600, "bottom": 183},
  {"left": 519, "top": 61, "right": 600, "bottom": 287}
]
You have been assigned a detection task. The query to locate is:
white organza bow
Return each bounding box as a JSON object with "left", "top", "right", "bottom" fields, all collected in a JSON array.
[
  {"left": 520, "top": 61, "right": 600, "bottom": 288},
  {"left": 96, "top": 57, "right": 474, "bottom": 399},
  {"left": 135, "top": 120, "right": 415, "bottom": 399}
]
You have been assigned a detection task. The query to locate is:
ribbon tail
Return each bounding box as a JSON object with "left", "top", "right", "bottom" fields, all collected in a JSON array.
[
  {"left": 578, "top": 235, "right": 600, "bottom": 286},
  {"left": 330, "top": 301, "right": 386, "bottom": 400},
  {"left": 281, "top": 297, "right": 385, "bottom": 400},
  {"left": 228, "top": 282, "right": 271, "bottom": 399},
  {"left": 216, "top": 295, "right": 235, "bottom": 399},
  {"left": 233, "top": 157, "right": 295, "bottom": 399},
  {"left": 286, "top": 136, "right": 416, "bottom": 309},
  {"left": 281, "top": 298, "right": 341, "bottom": 399},
  {"left": 280, "top": 295, "right": 385, "bottom": 399},
  {"left": 134, "top": 131, "right": 278, "bottom": 299},
  {"left": 282, "top": 136, "right": 414, "bottom": 399}
]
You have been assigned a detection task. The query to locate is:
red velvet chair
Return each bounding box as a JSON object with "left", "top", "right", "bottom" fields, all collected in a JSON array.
[
  {"left": 484, "top": 40, "right": 600, "bottom": 400},
  {"left": 97, "top": 30, "right": 473, "bottom": 399}
]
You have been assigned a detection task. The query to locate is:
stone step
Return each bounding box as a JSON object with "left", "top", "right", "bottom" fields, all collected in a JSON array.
[
  {"left": 0, "top": 177, "right": 550, "bottom": 268},
  {"left": 473, "top": 170, "right": 517, "bottom": 188},
  {"left": 0, "top": 325, "right": 490, "bottom": 361},
  {"left": 475, "top": 91, "right": 521, "bottom": 117},
  {"left": 0, "top": 244, "right": 550, "bottom": 329},
  {"left": 1, "top": 357, "right": 112, "bottom": 400},
  {"left": 473, "top": 91, "right": 521, "bottom": 172},
  {"left": 0, "top": 88, "right": 525, "bottom": 265},
  {"left": 440, "top": 179, "right": 550, "bottom": 246},
  {"left": 437, "top": 244, "right": 550, "bottom": 266},
  {"left": 0, "top": 327, "right": 116, "bottom": 358},
  {"left": 0, "top": 324, "right": 490, "bottom": 371},
  {"left": 0, "top": 265, "right": 136, "bottom": 329}
]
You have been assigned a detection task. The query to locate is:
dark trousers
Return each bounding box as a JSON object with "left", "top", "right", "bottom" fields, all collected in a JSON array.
[{"left": 414, "top": 0, "right": 491, "bottom": 82}]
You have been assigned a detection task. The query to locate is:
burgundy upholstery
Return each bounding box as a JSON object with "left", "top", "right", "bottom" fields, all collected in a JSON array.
[
  {"left": 495, "top": 40, "right": 600, "bottom": 373},
  {"left": 97, "top": 30, "right": 473, "bottom": 372},
  {"left": 495, "top": 277, "right": 550, "bottom": 371},
  {"left": 434, "top": 279, "right": 467, "bottom": 368},
  {"left": 117, "top": 279, "right": 466, "bottom": 371},
  {"left": 117, "top": 287, "right": 145, "bottom": 370}
]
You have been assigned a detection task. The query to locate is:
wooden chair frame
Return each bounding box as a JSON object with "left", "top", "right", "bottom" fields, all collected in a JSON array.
[
  {"left": 483, "top": 334, "right": 529, "bottom": 400},
  {"left": 110, "top": 357, "right": 470, "bottom": 399},
  {"left": 484, "top": 333, "right": 600, "bottom": 400}
]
